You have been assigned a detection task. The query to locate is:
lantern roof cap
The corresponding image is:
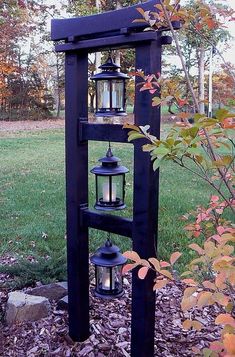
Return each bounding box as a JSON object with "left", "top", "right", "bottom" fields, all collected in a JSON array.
[
  {"left": 90, "top": 144, "right": 129, "bottom": 175},
  {"left": 90, "top": 239, "right": 127, "bottom": 266},
  {"left": 99, "top": 56, "right": 120, "bottom": 71},
  {"left": 99, "top": 145, "right": 120, "bottom": 164},
  {"left": 90, "top": 57, "right": 129, "bottom": 80}
]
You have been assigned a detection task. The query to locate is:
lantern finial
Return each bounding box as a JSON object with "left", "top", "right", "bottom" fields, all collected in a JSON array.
[
  {"left": 105, "top": 238, "right": 112, "bottom": 247},
  {"left": 106, "top": 142, "right": 113, "bottom": 158}
]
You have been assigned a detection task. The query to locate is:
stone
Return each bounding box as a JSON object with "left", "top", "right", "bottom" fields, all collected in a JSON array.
[
  {"left": 6, "top": 291, "right": 50, "bottom": 325},
  {"left": 27, "top": 281, "right": 68, "bottom": 301},
  {"left": 79, "top": 345, "right": 93, "bottom": 356},
  {"left": 57, "top": 295, "right": 68, "bottom": 310}
]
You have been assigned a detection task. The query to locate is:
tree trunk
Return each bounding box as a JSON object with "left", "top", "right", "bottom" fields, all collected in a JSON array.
[
  {"left": 114, "top": 1, "right": 122, "bottom": 68},
  {"left": 198, "top": 46, "right": 205, "bottom": 114},
  {"left": 95, "top": 0, "right": 101, "bottom": 72},
  {"left": 208, "top": 47, "right": 213, "bottom": 117},
  {"left": 89, "top": 93, "right": 95, "bottom": 113},
  {"left": 55, "top": 53, "right": 62, "bottom": 118}
]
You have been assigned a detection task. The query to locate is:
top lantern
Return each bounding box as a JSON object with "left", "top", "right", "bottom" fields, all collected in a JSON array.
[{"left": 91, "top": 56, "right": 129, "bottom": 117}]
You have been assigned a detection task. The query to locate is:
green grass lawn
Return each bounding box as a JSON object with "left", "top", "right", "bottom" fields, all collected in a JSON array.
[{"left": 0, "top": 127, "right": 215, "bottom": 283}]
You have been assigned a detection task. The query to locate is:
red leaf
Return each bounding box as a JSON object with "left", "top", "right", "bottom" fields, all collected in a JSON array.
[
  {"left": 148, "top": 257, "right": 161, "bottom": 271},
  {"left": 197, "top": 291, "right": 213, "bottom": 308},
  {"left": 160, "top": 261, "right": 171, "bottom": 268},
  {"left": 223, "top": 334, "right": 235, "bottom": 354},
  {"left": 153, "top": 279, "right": 168, "bottom": 290},
  {"left": 211, "top": 195, "right": 219, "bottom": 202},
  {"left": 138, "top": 266, "right": 149, "bottom": 279},
  {"left": 215, "top": 314, "right": 235, "bottom": 327},
  {"left": 177, "top": 98, "right": 188, "bottom": 107},
  {"left": 206, "top": 18, "right": 217, "bottom": 30},
  {"left": 217, "top": 226, "right": 225, "bottom": 235},
  {"left": 188, "top": 243, "right": 204, "bottom": 255},
  {"left": 160, "top": 269, "right": 173, "bottom": 280},
  {"left": 170, "top": 252, "right": 182, "bottom": 265},
  {"left": 202, "top": 281, "right": 216, "bottom": 290},
  {"left": 122, "top": 263, "right": 136, "bottom": 275},
  {"left": 122, "top": 251, "right": 140, "bottom": 263},
  {"left": 209, "top": 341, "right": 224, "bottom": 352},
  {"left": 193, "top": 231, "right": 201, "bottom": 238},
  {"left": 182, "top": 279, "right": 198, "bottom": 286}
]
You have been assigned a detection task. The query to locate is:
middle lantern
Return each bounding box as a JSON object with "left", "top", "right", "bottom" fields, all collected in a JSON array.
[
  {"left": 91, "top": 144, "right": 129, "bottom": 211},
  {"left": 91, "top": 56, "right": 129, "bottom": 117}
]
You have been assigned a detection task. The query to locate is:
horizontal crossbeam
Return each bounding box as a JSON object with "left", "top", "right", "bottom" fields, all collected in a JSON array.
[
  {"left": 52, "top": 0, "right": 159, "bottom": 41},
  {"left": 81, "top": 209, "right": 133, "bottom": 238},
  {"left": 55, "top": 32, "right": 159, "bottom": 53},
  {"left": 80, "top": 122, "right": 130, "bottom": 143}
]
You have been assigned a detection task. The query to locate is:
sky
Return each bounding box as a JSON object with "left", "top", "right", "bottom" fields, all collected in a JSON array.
[{"left": 221, "top": 0, "right": 235, "bottom": 65}]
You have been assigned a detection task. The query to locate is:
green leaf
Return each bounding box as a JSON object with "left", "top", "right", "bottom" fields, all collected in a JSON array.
[
  {"left": 180, "top": 129, "right": 190, "bottom": 138},
  {"left": 128, "top": 132, "right": 145, "bottom": 142},
  {"left": 202, "top": 348, "right": 213, "bottom": 357},
  {"left": 188, "top": 127, "right": 199, "bottom": 138},
  {"left": 212, "top": 155, "right": 233, "bottom": 168},
  {"left": 152, "top": 146, "right": 170, "bottom": 155},
  {"left": 142, "top": 144, "right": 156, "bottom": 152},
  {"left": 123, "top": 123, "right": 140, "bottom": 132},
  {"left": 187, "top": 147, "right": 203, "bottom": 155},
  {"left": 200, "top": 119, "right": 218, "bottom": 127},
  {"left": 153, "top": 158, "right": 163, "bottom": 171},
  {"left": 194, "top": 113, "right": 206, "bottom": 122},
  {"left": 215, "top": 108, "right": 230, "bottom": 121},
  {"left": 165, "top": 137, "right": 175, "bottom": 147},
  {"left": 152, "top": 97, "right": 162, "bottom": 106}
]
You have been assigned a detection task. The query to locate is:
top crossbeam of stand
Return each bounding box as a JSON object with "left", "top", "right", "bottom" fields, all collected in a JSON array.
[{"left": 51, "top": 0, "right": 180, "bottom": 43}]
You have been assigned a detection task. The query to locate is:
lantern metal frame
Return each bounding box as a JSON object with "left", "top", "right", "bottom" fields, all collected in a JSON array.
[
  {"left": 90, "top": 144, "right": 129, "bottom": 211},
  {"left": 91, "top": 56, "right": 129, "bottom": 117},
  {"left": 90, "top": 238, "right": 127, "bottom": 298}
]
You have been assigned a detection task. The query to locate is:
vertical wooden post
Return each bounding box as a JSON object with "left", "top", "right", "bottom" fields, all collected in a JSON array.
[
  {"left": 65, "top": 51, "right": 90, "bottom": 341},
  {"left": 131, "top": 37, "right": 161, "bottom": 357}
]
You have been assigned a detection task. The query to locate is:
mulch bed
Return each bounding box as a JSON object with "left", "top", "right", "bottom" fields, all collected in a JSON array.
[{"left": 0, "top": 268, "right": 222, "bottom": 357}]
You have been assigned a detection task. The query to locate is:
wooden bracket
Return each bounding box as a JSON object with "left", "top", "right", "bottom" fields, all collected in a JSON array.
[{"left": 160, "top": 35, "right": 172, "bottom": 45}]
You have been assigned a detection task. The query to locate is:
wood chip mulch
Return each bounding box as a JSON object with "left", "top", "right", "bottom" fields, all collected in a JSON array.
[{"left": 0, "top": 273, "right": 223, "bottom": 357}]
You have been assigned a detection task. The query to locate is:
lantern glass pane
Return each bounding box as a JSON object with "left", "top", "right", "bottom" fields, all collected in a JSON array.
[
  {"left": 113, "top": 265, "right": 123, "bottom": 291},
  {"left": 96, "top": 265, "right": 123, "bottom": 294},
  {"left": 112, "top": 80, "right": 124, "bottom": 110},
  {"left": 97, "top": 266, "right": 114, "bottom": 291},
  {"left": 97, "top": 80, "right": 110, "bottom": 110},
  {"left": 97, "top": 175, "right": 124, "bottom": 206}
]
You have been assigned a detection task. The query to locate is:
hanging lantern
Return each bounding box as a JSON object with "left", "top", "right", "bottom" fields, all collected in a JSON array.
[
  {"left": 91, "top": 56, "right": 129, "bottom": 117},
  {"left": 90, "top": 238, "right": 127, "bottom": 298},
  {"left": 91, "top": 144, "right": 129, "bottom": 211}
]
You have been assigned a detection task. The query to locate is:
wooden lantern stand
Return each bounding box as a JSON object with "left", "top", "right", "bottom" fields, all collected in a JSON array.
[{"left": 51, "top": 2, "right": 178, "bottom": 355}]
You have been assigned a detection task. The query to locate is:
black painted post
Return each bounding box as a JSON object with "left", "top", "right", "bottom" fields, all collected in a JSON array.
[
  {"left": 131, "top": 37, "right": 161, "bottom": 357},
  {"left": 65, "top": 51, "right": 90, "bottom": 341}
]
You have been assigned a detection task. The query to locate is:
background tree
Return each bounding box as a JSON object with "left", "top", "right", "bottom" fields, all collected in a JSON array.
[
  {"left": 0, "top": 0, "right": 57, "bottom": 120},
  {"left": 212, "top": 64, "right": 235, "bottom": 109}
]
